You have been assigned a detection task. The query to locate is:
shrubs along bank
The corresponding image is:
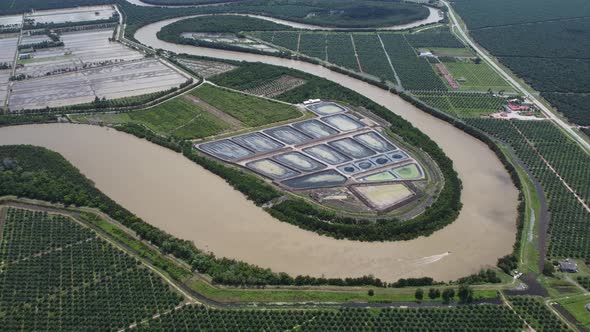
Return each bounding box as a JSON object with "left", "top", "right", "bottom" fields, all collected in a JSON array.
[
  {"left": 0, "top": 207, "right": 529, "bottom": 331},
  {"left": 0, "top": 145, "right": 383, "bottom": 287},
  {"left": 117, "top": 60, "right": 462, "bottom": 242}
]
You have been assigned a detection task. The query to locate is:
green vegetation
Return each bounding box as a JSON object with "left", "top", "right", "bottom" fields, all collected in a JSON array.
[
  {"left": 414, "top": 92, "right": 506, "bottom": 117},
  {"left": 352, "top": 33, "right": 397, "bottom": 83},
  {"left": 453, "top": 0, "right": 590, "bottom": 125},
  {"left": 543, "top": 93, "right": 590, "bottom": 126},
  {"left": 139, "top": 0, "right": 236, "bottom": 5},
  {"left": 508, "top": 296, "right": 570, "bottom": 331},
  {"left": 135, "top": 304, "right": 525, "bottom": 331},
  {"left": 326, "top": 33, "right": 358, "bottom": 70},
  {"left": 208, "top": 62, "right": 462, "bottom": 242},
  {"left": 250, "top": 31, "right": 298, "bottom": 51},
  {"left": 405, "top": 29, "right": 464, "bottom": 49},
  {"left": 71, "top": 206, "right": 499, "bottom": 304},
  {"left": 160, "top": 15, "right": 293, "bottom": 35},
  {"left": 81, "top": 212, "right": 192, "bottom": 281},
  {"left": 379, "top": 33, "right": 447, "bottom": 91},
  {"left": 557, "top": 296, "right": 590, "bottom": 329},
  {"left": 577, "top": 276, "right": 590, "bottom": 291},
  {"left": 0, "top": 114, "right": 57, "bottom": 127},
  {"left": 73, "top": 83, "right": 303, "bottom": 137},
  {"left": 0, "top": 207, "right": 183, "bottom": 331},
  {"left": 0, "top": 209, "right": 94, "bottom": 262},
  {"left": 187, "top": 278, "right": 498, "bottom": 303},
  {"left": 442, "top": 61, "right": 513, "bottom": 92},
  {"left": 74, "top": 94, "right": 230, "bottom": 139},
  {"left": 467, "top": 119, "right": 590, "bottom": 259},
  {"left": 452, "top": 0, "right": 590, "bottom": 29},
  {"left": 0, "top": 145, "right": 387, "bottom": 287},
  {"left": 299, "top": 33, "right": 327, "bottom": 60},
  {"left": 190, "top": 84, "right": 301, "bottom": 127}
]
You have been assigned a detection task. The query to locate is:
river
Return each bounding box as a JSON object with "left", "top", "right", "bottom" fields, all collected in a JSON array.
[
  {"left": 0, "top": 16, "right": 518, "bottom": 281},
  {"left": 0, "top": 124, "right": 516, "bottom": 281}
]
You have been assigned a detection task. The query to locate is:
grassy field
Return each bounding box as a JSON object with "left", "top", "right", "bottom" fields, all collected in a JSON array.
[
  {"left": 187, "top": 278, "right": 499, "bottom": 303},
  {"left": 72, "top": 204, "right": 500, "bottom": 305},
  {"left": 414, "top": 92, "right": 506, "bottom": 118},
  {"left": 442, "top": 61, "right": 513, "bottom": 92},
  {"left": 71, "top": 94, "right": 230, "bottom": 139},
  {"left": 392, "top": 164, "right": 421, "bottom": 179},
  {"left": 190, "top": 84, "right": 301, "bottom": 127},
  {"left": 427, "top": 47, "right": 473, "bottom": 57},
  {"left": 557, "top": 296, "right": 590, "bottom": 329}
]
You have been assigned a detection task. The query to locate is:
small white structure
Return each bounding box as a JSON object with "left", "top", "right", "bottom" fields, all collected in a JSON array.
[
  {"left": 419, "top": 51, "right": 434, "bottom": 57},
  {"left": 303, "top": 99, "right": 321, "bottom": 105}
]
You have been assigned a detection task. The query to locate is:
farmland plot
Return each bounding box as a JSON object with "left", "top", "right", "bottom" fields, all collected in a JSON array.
[
  {"left": 414, "top": 92, "right": 506, "bottom": 117},
  {"left": 243, "top": 75, "right": 306, "bottom": 98},
  {"left": 17, "top": 29, "right": 144, "bottom": 78},
  {"left": 299, "top": 33, "right": 326, "bottom": 60},
  {"left": 0, "top": 36, "right": 17, "bottom": 106},
  {"left": 352, "top": 33, "right": 397, "bottom": 83},
  {"left": 24, "top": 5, "right": 116, "bottom": 25},
  {"left": 269, "top": 31, "right": 299, "bottom": 51},
  {"left": 442, "top": 61, "right": 513, "bottom": 92},
  {"left": 0, "top": 36, "right": 17, "bottom": 64},
  {"left": 176, "top": 58, "right": 236, "bottom": 78},
  {"left": 405, "top": 29, "right": 464, "bottom": 49},
  {"left": 326, "top": 33, "right": 359, "bottom": 70},
  {"left": 0, "top": 208, "right": 183, "bottom": 331},
  {"left": 190, "top": 84, "right": 301, "bottom": 127},
  {"left": 379, "top": 33, "right": 446, "bottom": 91},
  {"left": 9, "top": 58, "right": 187, "bottom": 110},
  {"left": 0, "top": 15, "right": 22, "bottom": 29},
  {"left": 467, "top": 118, "right": 590, "bottom": 259}
]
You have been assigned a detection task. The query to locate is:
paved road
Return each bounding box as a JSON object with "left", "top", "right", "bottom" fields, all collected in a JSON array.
[{"left": 444, "top": 1, "right": 590, "bottom": 153}]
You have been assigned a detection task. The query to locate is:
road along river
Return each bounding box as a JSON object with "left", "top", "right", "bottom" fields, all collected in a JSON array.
[{"left": 0, "top": 17, "right": 518, "bottom": 281}]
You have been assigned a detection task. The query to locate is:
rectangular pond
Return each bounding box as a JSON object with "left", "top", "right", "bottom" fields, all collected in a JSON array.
[
  {"left": 354, "top": 132, "right": 396, "bottom": 153},
  {"left": 231, "top": 132, "right": 284, "bottom": 153},
  {"left": 328, "top": 138, "right": 376, "bottom": 159},
  {"left": 292, "top": 119, "right": 339, "bottom": 139},
  {"left": 246, "top": 159, "right": 299, "bottom": 180},
  {"left": 281, "top": 170, "right": 347, "bottom": 189},
  {"left": 321, "top": 114, "right": 365, "bottom": 132},
  {"left": 306, "top": 101, "right": 348, "bottom": 116},
  {"left": 263, "top": 126, "right": 313, "bottom": 145},
  {"left": 302, "top": 144, "right": 351, "bottom": 165},
  {"left": 198, "top": 139, "right": 254, "bottom": 161},
  {"left": 273, "top": 152, "right": 326, "bottom": 172}
]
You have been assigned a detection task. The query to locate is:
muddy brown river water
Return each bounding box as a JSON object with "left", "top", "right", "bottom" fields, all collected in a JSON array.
[{"left": 0, "top": 17, "right": 518, "bottom": 281}]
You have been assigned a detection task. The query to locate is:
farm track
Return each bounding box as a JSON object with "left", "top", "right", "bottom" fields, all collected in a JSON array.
[
  {"left": 504, "top": 144, "right": 549, "bottom": 272},
  {"left": 0, "top": 199, "right": 201, "bottom": 304},
  {"left": 0, "top": 198, "right": 508, "bottom": 309},
  {"left": 0, "top": 207, "right": 6, "bottom": 254},
  {"left": 445, "top": 0, "right": 590, "bottom": 153},
  {"left": 349, "top": 34, "right": 363, "bottom": 73},
  {"left": 471, "top": 15, "right": 590, "bottom": 31},
  {"left": 509, "top": 121, "right": 590, "bottom": 214},
  {"left": 0, "top": 236, "right": 97, "bottom": 269},
  {"left": 377, "top": 34, "right": 402, "bottom": 89}
]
